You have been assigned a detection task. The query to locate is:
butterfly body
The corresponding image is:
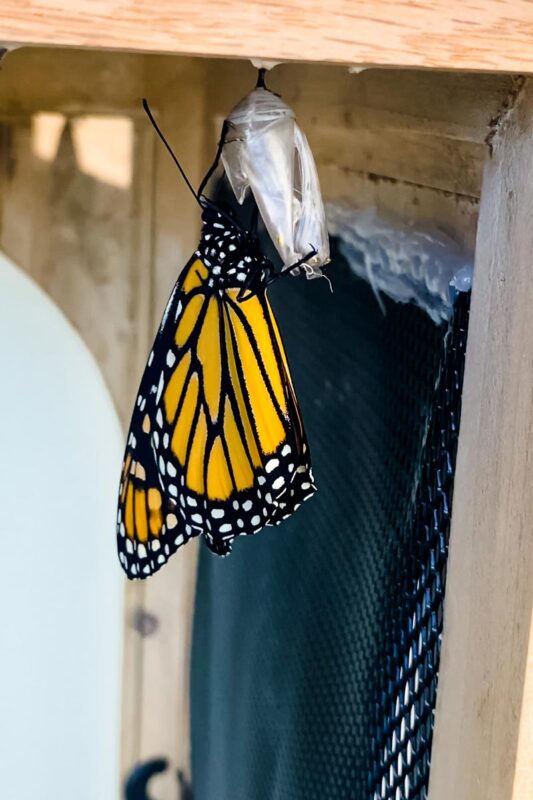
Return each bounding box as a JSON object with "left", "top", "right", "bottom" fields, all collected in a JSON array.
[{"left": 117, "top": 204, "right": 316, "bottom": 579}]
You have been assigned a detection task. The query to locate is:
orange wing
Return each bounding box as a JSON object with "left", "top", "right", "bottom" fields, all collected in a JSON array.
[{"left": 117, "top": 208, "right": 315, "bottom": 579}]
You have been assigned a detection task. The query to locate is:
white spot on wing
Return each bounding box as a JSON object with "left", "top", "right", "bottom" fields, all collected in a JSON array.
[{"left": 156, "top": 371, "right": 164, "bottom": 404}]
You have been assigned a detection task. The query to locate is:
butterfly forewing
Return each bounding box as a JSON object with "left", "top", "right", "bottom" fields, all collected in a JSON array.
[
  {"left": 117, "top": 257, "right": 202, "bottom": 577},
  {"left": 117, "top": 208, "right": 316, "bottom": 578}
]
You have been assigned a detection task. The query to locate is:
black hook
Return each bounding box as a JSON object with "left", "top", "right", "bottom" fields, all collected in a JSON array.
[
  {"left": 255, "top": 66, "right": 282, "bottom": 99},
  {"left": 125, "top": 758, "right": 168, "bottom": 800},
  {"left": 124, "top": 759, "right": 194, "bottom": 800}
]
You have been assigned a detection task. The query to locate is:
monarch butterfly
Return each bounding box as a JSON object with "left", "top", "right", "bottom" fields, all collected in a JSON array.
[{"left": 116, "top": 101, "right": 317, "bottom": 579}]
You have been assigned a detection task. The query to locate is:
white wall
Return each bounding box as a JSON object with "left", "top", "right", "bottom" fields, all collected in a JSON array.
[{"left": 0, "top": 253, "right": 124, "bottom": 800}]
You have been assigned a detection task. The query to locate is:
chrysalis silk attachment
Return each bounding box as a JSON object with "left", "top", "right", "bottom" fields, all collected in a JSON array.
[
  {"left": 221, "top": 87, "right": 330, "bottom": 275},
  {"left": 327, "top": 205, "right": 473, "bottom": 324}
]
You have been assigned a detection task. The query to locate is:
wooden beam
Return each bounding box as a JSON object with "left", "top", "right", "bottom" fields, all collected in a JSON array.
[
  {"left": 428, "top": 78, "right": 533, "bottom": 800},
  {"left": 1, "top": 0, "right": 533, "bottom": 73}
]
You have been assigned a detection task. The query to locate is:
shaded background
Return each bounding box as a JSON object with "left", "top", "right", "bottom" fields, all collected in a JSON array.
[{"left": 191, "top": 236, "right": 468, "bottom": 800}]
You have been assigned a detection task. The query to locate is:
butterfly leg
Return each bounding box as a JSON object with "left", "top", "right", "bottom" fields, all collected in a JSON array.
[{"left": 204, "top": 533, "right": 233, "bottom": 557}]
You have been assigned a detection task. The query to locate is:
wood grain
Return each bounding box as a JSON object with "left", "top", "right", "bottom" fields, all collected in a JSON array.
[
  {"left": 0, "top": 49, "right": 514, "bottom": 147},
  {"left": 318, "top": 167, "right": 479, "bottom": 252},
  {"left": 0, "top": 48, "right": 514, "bottom": 199},
  {"left": 0, "top": 115, "right": 153, "bottom": 425},
  {"left": 1, "top": 0, "right": 533, "bottom": 72},
  {"left": 428, "top": 78, "right": 533, "bottom": 800}
]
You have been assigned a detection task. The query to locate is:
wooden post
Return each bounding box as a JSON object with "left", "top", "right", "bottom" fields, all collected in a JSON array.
[{"left": 428, "top": 79, "right": 533, "bottom": 800}]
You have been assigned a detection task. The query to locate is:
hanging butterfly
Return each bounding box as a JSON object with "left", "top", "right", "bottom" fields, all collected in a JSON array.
[{"left": 116, "top": 100, "right": 317, "bottom": 579}]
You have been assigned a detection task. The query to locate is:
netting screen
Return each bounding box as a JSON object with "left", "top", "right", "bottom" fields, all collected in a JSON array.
[{"left": 190, "top": 243, "right": 468, "bottom": 800}]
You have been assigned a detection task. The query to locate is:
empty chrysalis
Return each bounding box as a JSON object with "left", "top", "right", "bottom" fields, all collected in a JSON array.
[{"left": 222, "top": 69, "right": 330, "bottom": 275}]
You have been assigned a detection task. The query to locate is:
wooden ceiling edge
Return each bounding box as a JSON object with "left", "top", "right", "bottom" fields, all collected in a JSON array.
[
  {"left": 0, "top": 39, "right": 528, "bottom": 75},
  {"left": 0, "top": 1, "right": 533, "bottom": 74}
]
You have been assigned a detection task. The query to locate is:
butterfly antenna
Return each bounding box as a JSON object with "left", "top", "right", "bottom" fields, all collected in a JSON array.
[{"left": 142, "top": 98, "right": 201, "bottom": 207}]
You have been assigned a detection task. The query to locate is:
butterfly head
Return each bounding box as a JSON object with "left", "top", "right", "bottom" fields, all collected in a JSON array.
[{"left": 197, "top": 201, "right": 275, "bottom": 299}]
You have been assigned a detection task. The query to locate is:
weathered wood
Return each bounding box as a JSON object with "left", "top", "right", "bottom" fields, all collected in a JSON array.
[
  {"left": 428, "top": 78, "right": 533, "bottom": 800},
  {"left": 0, "top": 114, "right": 153, "bottom": 424},
  {"left": 2, "top": 1, "right": 533, "bottom": 72},
  {"left": 0, "top": 49, "right": 513, "bottom": 144},
  {"left": 318, "top": 167, "right": 479, "bottom": 251},
  {"left": 1, "top": 48, "right": 515, "bottom": 198},
  {"left": 268, "top": 65, "right": 515, "bottom": 146}
]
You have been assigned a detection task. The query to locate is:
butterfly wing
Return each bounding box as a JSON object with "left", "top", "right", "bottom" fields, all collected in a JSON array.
[
  {"left": 117, "top": 254, "right": 205, "bottom": 577},
  {"left": 118, "top": 228, "right": 315, "bottom": 579}
]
